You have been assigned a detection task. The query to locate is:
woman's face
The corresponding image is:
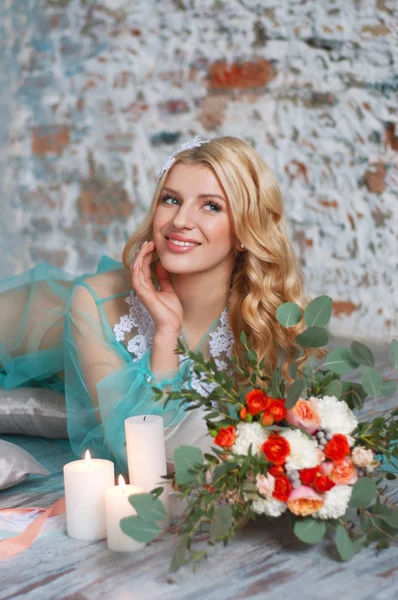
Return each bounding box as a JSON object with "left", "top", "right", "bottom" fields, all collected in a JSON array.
[{"left": 152, "top": 163, "right": 238, "bottom": 275}]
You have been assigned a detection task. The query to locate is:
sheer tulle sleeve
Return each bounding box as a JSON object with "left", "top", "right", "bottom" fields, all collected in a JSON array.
[{"left": 64, "top": 281, "right": 191, "bottom": 473}]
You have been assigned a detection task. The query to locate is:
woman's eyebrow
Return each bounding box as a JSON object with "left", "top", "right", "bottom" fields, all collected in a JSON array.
[{"left": 162, "top": 187, "right": 226, "bottom": 203}]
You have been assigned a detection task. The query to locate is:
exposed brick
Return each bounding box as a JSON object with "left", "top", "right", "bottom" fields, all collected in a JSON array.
[
  {"left": 199, "top": 95, "right": 228, "bottom": 130},
  {"left": 318, "top": 199, "right": 339, "bottom": 208},
  {"left": 77, "top": 153, "right": 134, "bottom": 225},
  {"left": 285, "top": 160, "right": 309, "bottom": 184},
  {"left": 332, "top": 301, "right": 359, "bottom": 317},
  {"left": 363, "top": 162, "right": 387, "bottom": 194},
  {"left": 361, "top": 25, "right": 390, "bottom": 36},
  {"left": 208, "top": 59, "right": 276, "bottom": 91},
  {"left": 385, "top": 122, "right": 398, "bottom": 151},
  {"left": 31, "top": 125, "right": 70, "bottom": 156},
  {"left": 158, "top": 100, "right": 190, "bottom": 115}
]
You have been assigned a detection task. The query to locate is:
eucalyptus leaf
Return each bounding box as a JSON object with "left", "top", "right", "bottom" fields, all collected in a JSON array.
[
  {"left": 170, "top": 538, "right": 187, "bottom": 572},
  {"left": 293, "top": 518, "right": 326, "bottom": 544},
  {"left": 349, "top": 477, "right": 377, "bottom": 508},
  {"left": 362, "top": 367, "right": 383, "bottom": 397},
  {"left": 350, "top": 341, "right": 374, "bottom": 367},
  {"left": 120, "top": 516, "right": 161, "bottom": 543},
  {"left": 128, "top": 493, "right": 166, "bottom": 522},
  {"left": 286, "top": 379, "right": 305, "bottom": 409},
  {"left": 276, "top": 302, "right": 302, "bottom": 327},
  {"left": 336, "top": 524, "right": 355, "bottom": 561},
  {"left": 210, "top": 505, "right": 233, "bottom": 542},
  {"left": 295, "top": 326, "right": 328, "bottom": 348},
  {"left": 323, "top": 348, "right": 360, "bottom": 375},
  {"left": 389, "top": 339, "right": 398, "bottom": 369},
  {"left": 325, "top": 379, "right": 343, "bottom": 399},
  {"left": 381, "top": 379, "right": 397, "bottom": 397},
  {"left": 173, "top": 445, "right": 204, "bottom": 485},
  {"left": 304, "top": 295, "right": 333, "bottom": 327}
]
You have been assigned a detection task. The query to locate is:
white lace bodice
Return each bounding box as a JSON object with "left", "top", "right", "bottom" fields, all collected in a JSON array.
[{"left": 113, "top": 291, "right": 234, "bottom": 397}]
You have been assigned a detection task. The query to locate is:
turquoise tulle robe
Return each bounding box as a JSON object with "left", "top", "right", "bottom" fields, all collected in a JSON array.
[{"left": 0, "top": 256, "right": 232, "bottom": 473}]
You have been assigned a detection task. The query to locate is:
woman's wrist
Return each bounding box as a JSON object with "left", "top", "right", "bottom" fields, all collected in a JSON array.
[{"left": 150, "top": 330, "right": 182, "bottom": 374}]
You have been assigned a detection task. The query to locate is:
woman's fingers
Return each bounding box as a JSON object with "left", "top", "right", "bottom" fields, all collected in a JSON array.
[
  {"left": 156, "top": 261, "right": 175, "bottom": 294},
  {"left": 131, "top": 241, "right": 155, "bottom": 298}
]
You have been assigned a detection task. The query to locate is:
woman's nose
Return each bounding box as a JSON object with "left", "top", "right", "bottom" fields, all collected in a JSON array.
[{"left": 171, "top": 203, "right": 196, "bottom": 228}]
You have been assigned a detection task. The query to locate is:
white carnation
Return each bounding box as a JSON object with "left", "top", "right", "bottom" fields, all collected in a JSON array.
[
  {"left": 311, "top": 395, "right": 358, "bottom": 437},
  {"left": 252, "top": 496, "right": 287, "bottom": 517},
  {"left": 280, "top": 428, "right": 319, "bottom": 470},
  {"left": 314, "top": 485, "right": 352, "bottom": 519},
  {"left": 232, "top": 422, "right": 268, "bottom": 456}
]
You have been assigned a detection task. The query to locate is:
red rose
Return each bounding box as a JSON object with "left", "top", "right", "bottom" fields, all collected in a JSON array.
[
  {"left": 268, "top": 465, "right": 285, "bottom": 477},
  {"left": 313, "top": 475, "right": 335, "bottom": 493},
  {"left": 261, "top": 434, "right": 290, "bottom": 465},
  {"left": 268, "top": 399, "right": 287, "bottom": 423},
  {"left": 272, "top": 475, "right": 292, "bottom": 502},
  {"left": 324, "top": 434, "right": 350, "bottom": 461},
  {"left": 214, "top": 426, "right": 236, "bottom": 448},
  {"left": 246, "top": 389, "right": 270, "bottom": 415},
  {"left": 299, "top": 466, "right": 321, "bottom": 486}
]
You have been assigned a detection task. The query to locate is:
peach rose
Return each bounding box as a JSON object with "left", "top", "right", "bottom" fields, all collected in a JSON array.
[
  {"left": 256, "top": 473, "right": 275, "bottom": 498},
  {"left": 321, "top": 457, "right": 358, "bottom": 485},
  {"left": 351, "top": 446, "right": 374, "bottom": 468},
  {"left": 287, "top": 485, "right": 324, "bottom": 516},
  {"left": 285, "top": 398, "right": 321, "bottom": 435}
]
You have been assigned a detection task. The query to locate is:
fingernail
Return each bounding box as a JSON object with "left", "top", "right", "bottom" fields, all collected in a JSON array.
[{"left": 143, "top": 240, "right": 148, "bottom": 247}]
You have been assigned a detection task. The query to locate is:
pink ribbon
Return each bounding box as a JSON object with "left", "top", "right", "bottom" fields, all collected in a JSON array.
[{"left": 0, "top": 497, "right": 65, "bottom": 560}]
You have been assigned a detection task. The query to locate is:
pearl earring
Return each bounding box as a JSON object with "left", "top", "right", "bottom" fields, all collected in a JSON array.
[{"left": 241, "top": 243, "right": 245, "bottom": 249}]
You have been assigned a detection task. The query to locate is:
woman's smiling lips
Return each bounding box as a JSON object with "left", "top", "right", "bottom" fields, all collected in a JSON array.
[{"left": 164, "top": 236, "right": 202, "bottom": 253}]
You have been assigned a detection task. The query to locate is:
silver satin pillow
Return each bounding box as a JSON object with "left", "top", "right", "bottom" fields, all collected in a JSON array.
[
  {"left": 0, "top": 388, "right": 68, "bottom": 439},
  {"left": 0, "top": 439, "right": 49, "bottom": 490}
]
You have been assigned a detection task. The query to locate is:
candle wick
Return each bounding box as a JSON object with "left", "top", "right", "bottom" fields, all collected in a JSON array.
[{"left": 143, "top": 416, "right": 146, "bottom": 421}]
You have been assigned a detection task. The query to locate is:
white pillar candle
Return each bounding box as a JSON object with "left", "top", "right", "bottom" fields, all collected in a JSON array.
[
  {"left": 63, "top": 450, "right": 115, "bottom": 541},
  {"left": 105, "top": 475, "right": 146, "bottom": 552},
  {"left": 125, "top": 415, "right": 170, "bottom": 525}
]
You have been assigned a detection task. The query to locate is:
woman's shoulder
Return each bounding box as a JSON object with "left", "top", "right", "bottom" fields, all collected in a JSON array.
[{"left": 71, "top": 265, "right": 131, "bottom": 307}]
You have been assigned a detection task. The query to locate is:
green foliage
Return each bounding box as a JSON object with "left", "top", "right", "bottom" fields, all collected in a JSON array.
[
  {"left": 286, "top": 379, "right": 305, "bottom": 408},
  {"left": 389, "top": 339, "right": 398, "bottom": 369},
  {"left": 325, "top": 379, "right": 343, "bottom": 399},
  {"left": 350, "top": 341, "right": 374, "bottom": 367},
  {"left": 128, "top": 493, "right": 167, "bottom": 522},
  {"left": 210, "top": 505, "right": 233, "bottom": 542},
  {"left": 304, "top": 295, "right": 333, "bottom": 327},
  {"left": 293, "top": 518, "right": 326, "bottom": 544},
  {"left": 174, "top": 446, "right": 204, "bottom": 485},
  {"left": 335, "top": 525, "right": 355, "bottom": 561},
  {"left": 276, "top": 302, "right": 302, "bottom": 327},
  {"left": 349, "top": 478, "right": 377, "bottom": 508},
  {"left": 361, "top": 367, "right": 383, "bottom": 397},
  {"left": 120, "top": 516, "right": 161, "bottom": 543},
  {"left": 295, "top": 326, "right": 329, "bottom": 348},
  {"left": 323, "top": 348, "right": 360, "bottom": 375}
]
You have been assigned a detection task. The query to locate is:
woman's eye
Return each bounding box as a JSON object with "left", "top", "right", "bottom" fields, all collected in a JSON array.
[{"left": 160, "top": 196, "right": 221, "bottom": 212}]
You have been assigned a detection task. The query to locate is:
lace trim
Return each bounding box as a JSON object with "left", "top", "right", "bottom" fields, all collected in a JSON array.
[{"left": 112, "top": 291, "right": 233, "bottom": 397}]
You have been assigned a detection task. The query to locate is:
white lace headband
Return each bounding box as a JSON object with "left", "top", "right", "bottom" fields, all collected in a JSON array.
[{"left": 157, "top": 135, "right": 210, "bottom": 180}]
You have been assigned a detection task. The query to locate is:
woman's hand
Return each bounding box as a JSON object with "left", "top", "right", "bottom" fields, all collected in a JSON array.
[{"left": 130, "top": 241, "right": 184, "bottom": 336}]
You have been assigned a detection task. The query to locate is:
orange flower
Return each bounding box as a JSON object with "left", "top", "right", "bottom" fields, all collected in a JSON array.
[
  {"left": 322, "top": 457, "right": 358, "bottom": 485},
  {"left": 272, "top": 475, "right": 292, "bottom": 502},
  {"left": 261, "top": 434, "right": 290, "bottom": 465},
  {"left": 268, "top": 399, "right": 287, "bottom": 423},
  {"left": 324, "top": 434, "right": 350, "bottom": 461},
  {"left": 313, "top": 474, "right": 335, "bottom": 493},
  {"left": 261, "top": 413, "right": 274, "bottom": 426},
  {"left": 299, "top": 466, "right": 321, "bottom": 486},
  {"left": 239, "top": 406, "right": 248, "bottom": 420},
  {"left": 214, "top": 426, "right": 236, "bottom": 448},
  {"left": 285, "top": 398, "right": 320, "bottom": 434},
  {"left": 246, "top": 389, "right": 270, "bottom": 415},
  {"left": 287, "top": 486, "right": 324, "bottom": 516}
]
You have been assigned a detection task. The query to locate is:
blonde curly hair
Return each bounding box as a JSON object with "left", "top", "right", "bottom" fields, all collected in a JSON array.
[{"left": 122, "top": 136, "right": 322, "bottom": 387}]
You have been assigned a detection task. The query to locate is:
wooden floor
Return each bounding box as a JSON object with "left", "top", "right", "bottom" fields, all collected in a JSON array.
[{"left": 1, "top": 338, "right": 397, "bottom": 600}]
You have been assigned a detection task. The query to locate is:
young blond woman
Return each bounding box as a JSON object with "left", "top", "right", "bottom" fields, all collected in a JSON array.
[{"left": 0, "top": 136, "right": 314, "bottom": 472}]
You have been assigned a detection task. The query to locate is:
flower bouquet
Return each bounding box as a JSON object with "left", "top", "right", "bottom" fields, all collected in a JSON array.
[{"left": 121, "top": 296, "right": 398, "bottom": 571}]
